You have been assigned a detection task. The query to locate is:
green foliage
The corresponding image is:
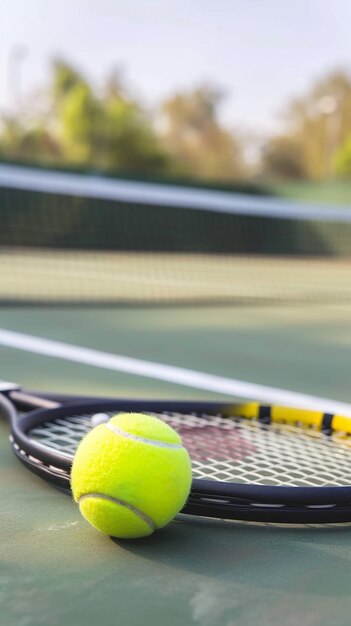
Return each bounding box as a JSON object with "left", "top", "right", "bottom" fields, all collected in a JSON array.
[
  {"left": 0, "top": 64, "right": 246, "bottom": 181},
  {"left": 334, "top": 137, "right": 351, "bottom": 177},
  {"left": 261, "top": 136, "right": 307, "bottom": 181},
  {"left": 51, "top": 59, "right": 87, "bottom": 101},
  {"left": 160, "top": 86, "right": 246, "bottom": 180},
  {"left": 101, "top": 98, "right": 171, "bottom": 172},
  {"left": 0, "top": 58, "right": 174, "bottom": 177},
  {"left": 0, "top": 118, "right": 23, "bottom": 158},
  {"left": 261, "top": 69, "right": 351, "bottom": 181},
  {"left": 54, "top": 61, "right": 173, "bottom": 173},
  {"left": 4, "top": 58, "right": 351, "bottom": 184},
  {"left": 59, "top": 82, "right": 103, "bottom": 163},
  {"left": 0, "top": 118, "right": 61, "bottom": 163}
]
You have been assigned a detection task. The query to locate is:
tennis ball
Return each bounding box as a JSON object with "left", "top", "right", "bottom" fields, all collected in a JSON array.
[{"left": 71, "top": 412, "right": 192, "bottom": 539}]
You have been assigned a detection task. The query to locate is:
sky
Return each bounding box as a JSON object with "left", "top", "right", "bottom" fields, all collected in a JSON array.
[{"left": 1, "top": 0, "right": 351, "bottom": 136}]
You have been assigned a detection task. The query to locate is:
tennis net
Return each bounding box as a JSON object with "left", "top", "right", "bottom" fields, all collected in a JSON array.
[{"left": 1, "top": 163, "right": 351, "bottom": 305}]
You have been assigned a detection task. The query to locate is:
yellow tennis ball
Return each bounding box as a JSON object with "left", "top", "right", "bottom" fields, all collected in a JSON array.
[{"left": 71, "top": 412, "right": 192, "bottom": 539}]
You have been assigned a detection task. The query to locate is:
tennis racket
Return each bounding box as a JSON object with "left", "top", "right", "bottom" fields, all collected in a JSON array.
[{"left": 1, "top": 380, "right": 351, "bottom": 524}]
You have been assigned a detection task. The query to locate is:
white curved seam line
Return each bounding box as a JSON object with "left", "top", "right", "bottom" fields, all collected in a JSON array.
[
  {"left": 79, "top": 493, "right": 156, "bottom": 531},
  {"left": 106, "top": 422, "right": 183, "bottom": 448}
]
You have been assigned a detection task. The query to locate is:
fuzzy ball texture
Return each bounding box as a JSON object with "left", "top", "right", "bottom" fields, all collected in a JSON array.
[{"left": 71, "top": 412, "right": 192, "bottom": 539}]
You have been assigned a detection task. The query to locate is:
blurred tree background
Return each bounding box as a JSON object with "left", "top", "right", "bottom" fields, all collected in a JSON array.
[
  {"left": 1, "top": 59, "right": 351, "bottom": 192},
  {"left": 261, "top": 70, "right": 351, "bottom": 182},
  {"left": 158, "top": 85, "right": 246, "bottom": 181},
  {"left": 0, "top": 60, "right": 173, "bottom": 175}
]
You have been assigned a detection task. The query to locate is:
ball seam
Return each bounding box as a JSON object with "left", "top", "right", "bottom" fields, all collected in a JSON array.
[
  {"left": 78, "top": 492, "right": 157, "bottom": 532},
  {"left": 106, "top": 422, "right": 183, "bottom": 449}
]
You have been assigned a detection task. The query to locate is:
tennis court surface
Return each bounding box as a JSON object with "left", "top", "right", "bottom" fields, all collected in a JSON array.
[{"left": 1, "top": 164, "right": 351, "bottom": 626}]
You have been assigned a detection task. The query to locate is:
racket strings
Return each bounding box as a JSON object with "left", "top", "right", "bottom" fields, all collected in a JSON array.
[{"left": 27, "top": 409, "right": 351, "bottom": 488}]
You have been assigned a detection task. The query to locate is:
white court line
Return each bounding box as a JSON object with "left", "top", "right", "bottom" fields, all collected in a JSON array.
[{"left": 1, "top": 328, "right": 351, "bottom": 416}]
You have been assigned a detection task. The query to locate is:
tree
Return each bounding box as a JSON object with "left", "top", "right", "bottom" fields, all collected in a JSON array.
[
  {"left": 159, "top": 85, "right": 246, "bottom": 181},
  {"left": 0, "top": 58, "right": 173, "bottom": 175},
  {"left": 59, "top": 81, "right": 103, "bottom": 164},
  {"left": 260, "top": 136, "right": 307, "bottom": 181},
  {"left": 51, "top": 59, "right": 86, "bottom": 101},
  {"left": 260, "top": 69, "right": 351, "bottom": 181},
  {"left": 334, "top": 137, "right": 351, "bottom": 177},
  {"left": 53, "top": 60, "right": 171, "bottom": 172},
  {"left": 102, "top": 96, "right": 171, "bottom": 172}
]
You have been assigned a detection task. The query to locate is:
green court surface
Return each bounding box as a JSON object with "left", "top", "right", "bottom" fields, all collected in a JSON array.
[
  {"left": 273, "top": 180, "right": 351, "bottom": 206},
  {"left": 1, "top": 303, "right": 351, "bottom": 626}
]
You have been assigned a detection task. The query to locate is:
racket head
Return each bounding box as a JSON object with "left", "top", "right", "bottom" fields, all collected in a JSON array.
[{"left": 6, "top": 397, "right": 351, "bottom": 523}]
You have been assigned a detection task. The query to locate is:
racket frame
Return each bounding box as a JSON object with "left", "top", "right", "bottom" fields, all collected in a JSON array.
[{"left": 5, "top": 394, "right": 351, "bottom": 524}]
